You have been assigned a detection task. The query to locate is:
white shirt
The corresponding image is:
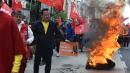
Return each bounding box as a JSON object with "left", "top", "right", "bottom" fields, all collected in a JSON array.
[{"left": 18, "top": 21, "right": 34, "bottom": 44}]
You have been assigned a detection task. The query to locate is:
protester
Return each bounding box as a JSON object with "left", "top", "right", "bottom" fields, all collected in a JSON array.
[
  {"left": 0, "top": 2, "right": 25, "bottom": 73},
  {"left": 12, "top": 10, "right": 34, "bottom": 73},
  {"left": 32, "top": 8, "right": 64, "bottom": 73}
]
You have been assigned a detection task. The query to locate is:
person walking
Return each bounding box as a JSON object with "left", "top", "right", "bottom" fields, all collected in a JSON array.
[{"left": 32, "top": 8, "right": 64, "bottom": 73}]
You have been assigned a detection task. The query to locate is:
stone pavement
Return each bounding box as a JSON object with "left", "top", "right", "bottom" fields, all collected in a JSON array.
[{"left": 25, "top": 51, "right": 126, "bottom": 73}]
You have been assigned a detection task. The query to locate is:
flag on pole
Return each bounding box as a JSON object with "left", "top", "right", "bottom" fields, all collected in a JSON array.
[
  {"left": 12, "top": 0, "right": 22, "bottom": 11},
  {"left": 53, "top": 0, "right": 64, "bottom": 11},
  {"left": 37, "top": 0, "right": 64, "bottom": 11},
  {"left": 37, "top": 0, "right": 52, "bottom": 6},
  {"left": 70, "top": 2, "right": 81, "bottom": 28},
  {"left": 0, "top": 1, "right": 13, "bottom": 15},
  {"left": 70, "top": 2, "right": 80, "bottom": 19},
  {"left": 74, "top": 16, "right": 89, "bottom": 34}
]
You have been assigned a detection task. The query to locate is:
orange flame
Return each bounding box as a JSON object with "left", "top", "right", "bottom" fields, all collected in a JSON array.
[{"left": 87, "top": 3, "right": 128, "bottom": 68}]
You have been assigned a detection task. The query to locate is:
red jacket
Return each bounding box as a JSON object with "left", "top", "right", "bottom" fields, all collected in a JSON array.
[
  {"left": 0, "top": 11, "right": 25, "bottom": 73},
  {"left": 19, "top": 23, "right": 30, "bottom": 58}
]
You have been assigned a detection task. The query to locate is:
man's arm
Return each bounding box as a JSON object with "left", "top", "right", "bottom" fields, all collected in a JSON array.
[
  {"left": 11, "top": 18, "right": 25, "bottom": 73},
  {"left": 11, "top": 55, "right": 23, "bottom": 73},
  {"left": 31, "top": 22, "right": 38, "bottom": 45},
  {"left": 53, "top": 22, "right": 64, "bottom": 40}
]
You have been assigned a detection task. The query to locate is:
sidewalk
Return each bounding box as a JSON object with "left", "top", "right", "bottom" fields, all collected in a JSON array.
[{"left": 25, "top": 52, "right": 126, "bottom": 73}]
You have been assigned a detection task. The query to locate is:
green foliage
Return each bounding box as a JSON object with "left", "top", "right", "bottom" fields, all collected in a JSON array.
[
  {"left": 52, "top": 11, "right": 66, "bottom": 21},
  {"left": 29, "top": 1, "right": 41, "bottom": 23},
  {"left": 30, "top": 4, "right": 37, "bottom": 12}
]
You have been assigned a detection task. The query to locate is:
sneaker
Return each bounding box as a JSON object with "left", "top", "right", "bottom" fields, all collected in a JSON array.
[{"left": 56, "top": 53, "right": 60, "bottom": 57}]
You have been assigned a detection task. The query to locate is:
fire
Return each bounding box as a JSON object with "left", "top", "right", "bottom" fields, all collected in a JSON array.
[{"left": 86, "top": 3, "right": 128, "bottom": 70}]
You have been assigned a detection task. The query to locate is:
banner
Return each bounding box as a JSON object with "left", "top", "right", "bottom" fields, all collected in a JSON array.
[
  {"left": 12, "top": 0, "right": 22, "bottom": 11},
  {"left": 38, "top": 0, "right": 64, "bottom": 11},
  {"left": 59, "top": 42, "right": 79, "bottom": 56}
]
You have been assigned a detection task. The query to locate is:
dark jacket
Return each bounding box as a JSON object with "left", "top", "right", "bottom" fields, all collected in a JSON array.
[{"left": 32, "top": 20, "right": 63, "bottom": 56}]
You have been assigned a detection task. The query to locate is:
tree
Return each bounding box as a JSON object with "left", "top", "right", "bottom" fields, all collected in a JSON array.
[
  {"left": 29, "top": 0, "right": 41, "bottom": 24},
  {"left": 51, "top": 10, "right": 66, "bottom": 21}
]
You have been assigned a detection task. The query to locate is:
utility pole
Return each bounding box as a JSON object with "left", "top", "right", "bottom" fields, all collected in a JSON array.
[{"left": 66, "top": 0, "right": 71, "bottom": 19}]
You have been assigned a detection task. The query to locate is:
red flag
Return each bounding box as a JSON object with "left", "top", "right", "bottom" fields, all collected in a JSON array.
[
  {"left": 0, "top": 2, "right": 13, "bottom": 15},
  {"left": 70, "top": 2, "right": 80, "bottom": 19},
  {"left": 12, "top": 0, "right": 22, "bottom": 11},
  {"left": 74, "top": 16, "right": 89, "bottom": 34},
  {"left": 38, "top": 0, "right": 52, "bottom": 6},
  {"left": 37, "top": 0, "right": 64, "bottom": 11},
  {"left": 70, "top": 2, "right": 81, "bottom": 28},
  {"left": 53, "top": 0, "right": 64, "bottom": 11},
  {"left": 74, "top": 24, "right": 84, "bottom": 35}
]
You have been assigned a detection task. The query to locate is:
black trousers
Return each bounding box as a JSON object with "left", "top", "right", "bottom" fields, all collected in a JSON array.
[
  {"left": 55, "top": 39, "right": 60, "bottom": 53},
  {"left": 34, "top": 52, "right": 52, "bottom": 73}
]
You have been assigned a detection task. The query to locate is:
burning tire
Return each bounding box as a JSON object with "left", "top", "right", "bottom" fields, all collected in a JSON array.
[
  {"left": 86, "top": 59, "right": 115, "bottom": 70},
  {"left": 86, "top": 2, "right": 128, "bottom": 71}
]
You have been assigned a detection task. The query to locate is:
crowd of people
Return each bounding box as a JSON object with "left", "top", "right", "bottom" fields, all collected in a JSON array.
[
  {"left": 1, "top": 0, "right": 130, "bottom": 73},
  {"left": 0, "top": 2, "right": 84, "bottom": 72},
  {"left": 118, "top": 25, "right": 130, "bottom": 47}
]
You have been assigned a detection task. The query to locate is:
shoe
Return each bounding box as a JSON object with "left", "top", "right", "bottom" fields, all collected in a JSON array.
[{"left": 56, "top": 53, "right": 60, "bottom": 57}]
